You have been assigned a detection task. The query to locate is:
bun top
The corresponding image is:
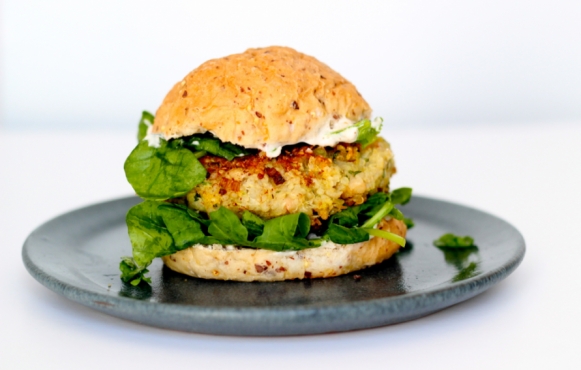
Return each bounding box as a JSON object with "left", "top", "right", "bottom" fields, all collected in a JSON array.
[{"left": 152, "top": 46, "right": 371, "bottom": 149}]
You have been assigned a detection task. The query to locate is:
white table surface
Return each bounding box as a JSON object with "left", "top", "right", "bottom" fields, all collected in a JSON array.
[{"left": 1, "top": 123, "right": 580, "bottom": 369}]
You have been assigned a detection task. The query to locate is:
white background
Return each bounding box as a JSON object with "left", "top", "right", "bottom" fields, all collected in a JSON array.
[
  {"left": 2, "top": 1, "right": 581, "bottom": 369},
  {"left": 2, "top": 0, "right": 581, "bottom": 130}
]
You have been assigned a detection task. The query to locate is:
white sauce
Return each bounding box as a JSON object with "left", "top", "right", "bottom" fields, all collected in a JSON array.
[
  {"left": 261, "top": 116, "right": 383, "bottom": 158},
  {"left": 146, "top": 115, "right": 384, "bottom": 157},
  {"left": 189, "top": 238, "right": 369, "bottom": 253},
  {"left": 144, "top": 124, "right": 163, "bottom": 148}
]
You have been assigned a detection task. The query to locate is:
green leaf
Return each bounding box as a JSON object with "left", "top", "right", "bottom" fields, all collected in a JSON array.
[
  {"left": 253, "top": 213, "right": 312, "bottom": 251},
  {"left": 158, "top": 204, "right": 205, "bottom": 250},
  {"left": 390, "top": 187, "right": 412, "bottom": 205},
  {"left": 433, "top": 233, "right": 476, "bottom": 248},
  {"left": 403, "top": 217, "right": 415, "bottom": 229},
  {"left": 329, "top": 206, "right": 361, "bottom": 228},
  {"left": 362, "top": 228, "right": 406, "bottom": 247},
  {"left": 330, "top": 118, "right": 381, "bottom": 148},
  {"left": 207, "top": 207, "right": 250, "bottom": 245},
  {"left": 242, "top": 211, "right": 265, "bottom": 238},
  {"left": 326, "top": 223, "right": 369, "bottom": 244},
  {"left": 183, "top": 134, "right": 252, "bottom": 160},
  {"left": 119, "top": 256, "right": 151, "bottom": 285},
  {"left": 360, "top": 201, "right": 394, "bottom": 229},
  {"left": 125, "top": 201, "right": 174, "bottom": 267},
  {"left": 359, "top": 192, "right": 389, "bottom": 218},
  {"left": 388, "top": 207, "right": 404, "bottom": 221},
  {"left": 137, "top": 111, "right": 154, "bottom": 142},
  {"left": 355, "top": 119, "right": 381, "bottom": 148},
  {"left": 124, "top": 140, "right": 207, "bottom": 200},
  {"left": 365, "top": 192, "right": 390, "bottom": 206},
  {"left": 186, "top": 207, "right": 212, "bottom": 227}
]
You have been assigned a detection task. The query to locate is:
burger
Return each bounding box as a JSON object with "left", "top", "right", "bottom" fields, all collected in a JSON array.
[{"left": 120, "top": 46, "right": 412, "bottom": 285}]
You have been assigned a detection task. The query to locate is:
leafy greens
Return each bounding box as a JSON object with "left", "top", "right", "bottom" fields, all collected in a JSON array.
[
  {"left": 183, "top": 133, "right": 254, "bottom": 160},
  {"left": 323, "top": 188, "right": 412, "bottom": 245},
  {"left": 124, "top": 140, "right": 207, "bottom": 200},
  {"left": 120, "top": 188, "right": 414, "bottom": 285},
  {"left": 125, "top": 111, "right": 253, "bottom": 201},
  {"left": 355, "top": 118, "right": 383, "bottom": 148},
  {"left": 433, "top": 233, "right": 476, "bottom": 248}
]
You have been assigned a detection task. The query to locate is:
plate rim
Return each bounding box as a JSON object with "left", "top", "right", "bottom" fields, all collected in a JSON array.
[{"left": 22, "top": 195, "right": 526, "bottom": 334}]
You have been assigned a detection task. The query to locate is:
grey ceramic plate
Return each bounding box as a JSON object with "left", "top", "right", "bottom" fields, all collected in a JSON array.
[{"left": 22, "top": 196, "right": 525, "bottom": 336}]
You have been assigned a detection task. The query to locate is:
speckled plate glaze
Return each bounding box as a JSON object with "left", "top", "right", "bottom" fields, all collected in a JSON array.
[{"left": 22, "top": 196, "right": 525, "bottom": 336}]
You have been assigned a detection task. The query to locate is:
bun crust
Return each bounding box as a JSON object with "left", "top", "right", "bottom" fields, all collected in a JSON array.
[
  {"left": 162, "top": 218, "right": 406, "bottom": 282},
  {"left": 153, "top": 46, "right": 371, "bottom": 148}
]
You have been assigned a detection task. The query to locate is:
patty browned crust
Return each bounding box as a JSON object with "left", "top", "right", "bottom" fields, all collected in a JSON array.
[{"left": 186, "top": 138, "right": 396, "bottom": 227}]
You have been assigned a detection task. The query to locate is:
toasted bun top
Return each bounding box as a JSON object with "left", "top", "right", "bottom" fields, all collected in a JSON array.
[{"left": 152, "top": 46, "right": 371, "bottom": 148}]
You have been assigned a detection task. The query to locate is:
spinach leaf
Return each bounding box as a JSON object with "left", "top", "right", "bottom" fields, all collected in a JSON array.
[
  {"left": 294, "top": 213, "right": 311, "bottom": 238},
  {"left": 329, "top": 206, "right": 360, "bottom": 228},
  {"left": 242, "top": 211, "right": 265, "bottom": 238},
  {"left": 158, "top": 204, "right": 205, "bottom": 250},
  {"left": 120, "top": 256, "right": 151, "bottom": 286},
  {"left": 390, "top": 187, "right": 412, "bottom": 205},
  {"left": 357, "top": 192, "right": 387, "bottom": 217},
  {"left": 355, "top": 119, "right": 381, "bottom": 148},
  {"left": 403, "top": 217, "right": 415, "bottom": 229},
  {"left": 330, "top": 118, "right": 381, "bottom": 148},
  {"left": 253, "top": 213, "right": 312, "bottom": 251},
  {"left": 358, "top": 188, "right": 413, "bottom": 227},
  {"left": 207, "top": 207, "right": 250, "bottom": 245},
  {"left": 433, "top": 233, "right": 476, "bottom": 248},
  {"left": 137, "top": 111, "right": 155, "bottom": 142},
  {"left": 183, "top": 134, "right": 252, "bottom": 160},
  {"left": 388, "top": 207, "right": 404, "bottom": 221},
  {"left": 125, "top": 200, "right": 175, "bottom": 269},
  {"left": 124, "top": 140, "right": 207, "bottom": 200},
  {"left": 326, "top": 223, "right": 369, "bottom": 244},
  {"left": 360, "top": 201, "right": 394, "bottom": 229},
  {"left": 186, "top": 207, "right": 212, "bottom": 227},
  {"left": 365, "top": 192, "right": 389, "bottom": 206}
]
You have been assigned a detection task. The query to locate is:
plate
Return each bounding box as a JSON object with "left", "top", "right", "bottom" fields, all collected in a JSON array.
[{"left": 22, "top": 196, "right": 525, "bottom": 336}]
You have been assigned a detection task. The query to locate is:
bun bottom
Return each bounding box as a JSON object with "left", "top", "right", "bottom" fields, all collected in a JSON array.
[{"left": 162, "top": 218, "right": 407, "bottom": 282}]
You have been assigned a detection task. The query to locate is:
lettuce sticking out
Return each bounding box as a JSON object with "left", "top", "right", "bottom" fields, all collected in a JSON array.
[
  {"left": 324, "top": 188, "right": 412, "bottom": 247},
  {"left": 120, "top": 257, "right": 151, "bottom": 286},
  {"left": 121, "top": 201, "right": 176, "bottom": 285},
  {"left": 355, "top": 118, "right": 383, "bottom": 148},
  {"left": 329, "top": 117, "right": 383, "bottom": 148},
  {"left": 390, "top": 187, "right": 412, "bottom": 205},
  {"left": 124, "top": 140, "right": 207, "bottom": 200},
  {"left": 137, "top": 111, "right": 155, "bottom": 142},
  {"left": 120, "top": 187, "right": 413, "bottom": 286}
]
